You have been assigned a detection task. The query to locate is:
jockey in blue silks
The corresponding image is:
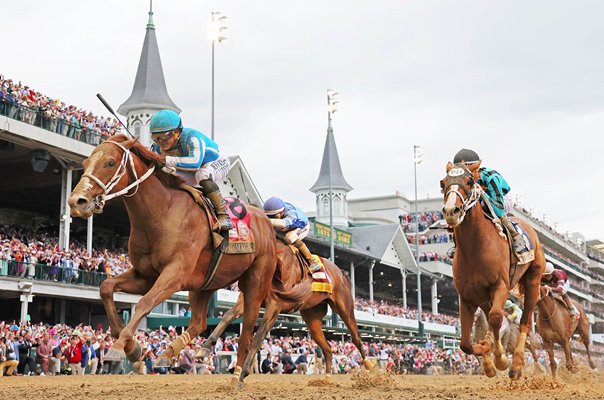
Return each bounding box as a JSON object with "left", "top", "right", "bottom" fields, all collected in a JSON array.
[
  {"left": 263, "top": 197, "right": 321, "bottom": 272},
  {"left": 453, "top": 149, "right": 527, "bottom": 254},
  {"left": 150, "top": 109, "right": 233, "bottom": 231}
]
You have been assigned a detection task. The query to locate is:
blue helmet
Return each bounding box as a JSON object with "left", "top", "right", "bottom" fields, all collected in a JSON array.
[
  {"left": 263, "top": 197, "right": 285, "bottom": 216},
  {"left": 150, "top": 110, "right": 182, "bottom": 134}
]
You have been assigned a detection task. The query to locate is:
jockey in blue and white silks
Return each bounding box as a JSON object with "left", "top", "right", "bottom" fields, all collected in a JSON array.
[
  {"left": 150, "top": 109, "right": 233, "bottom": 231},
  {"left": 453, "top": 148, "right": 527, "bottom": 254},
  {"left": 263, "top": 197, "right": 320, "bottom": 272}
]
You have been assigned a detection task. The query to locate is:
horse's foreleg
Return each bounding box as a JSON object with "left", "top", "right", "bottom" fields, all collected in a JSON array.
[
  {"left": 301, "top": 303, "right": 332, "bottom": 377},
  {"left": 108, "top": 269, "right": 182, "bottom": 363},
  {"left": 154, "top": 290, "right": 211, "bottom": 368},
  {"left": 196, "top": 293, "right": 244, "bottom": 359},
  {"left": 99, "top": 269, "right": 152, "bottom": 339},
  {"left": 460, "top": 299, "right": 495, "bottom": 377},
  {"left": 562, "top": 340, "right": 577, "bottom": 373},
  {"left": 489, "top": 285, "right": 509, "bottom": 371},
  {"left": 238, "top": 301, "right": 281, "bottom": 388},
  {"left": 543, "top": 341, "right": 557, "bottom": 377}
]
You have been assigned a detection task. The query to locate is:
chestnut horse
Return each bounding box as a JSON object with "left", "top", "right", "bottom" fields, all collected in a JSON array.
[
  {"left": 197, "top": 242, "right": 375, "bottom": 387},
  {"left": 536, "top": 286, "right": 595, "bottom": 376},
  {"left": 68, "top": 135, "right": 305, "bottom": 385},
  {"left": 441, "top": 161, "right": 545, "bottom": 380}
]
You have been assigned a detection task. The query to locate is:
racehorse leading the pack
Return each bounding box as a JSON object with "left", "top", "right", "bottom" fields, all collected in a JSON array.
[
  {"left": 536, "top": 285, "right": 595, "bottom": 377},
  {"left": 441, "top": 161, "right": 545, "bottom": 380},
  {"left": 68, "top": 134, "right": 306, "bottom": 386},
  {"left": 197, "top": 240, "right": 376, "bottom": 387}
]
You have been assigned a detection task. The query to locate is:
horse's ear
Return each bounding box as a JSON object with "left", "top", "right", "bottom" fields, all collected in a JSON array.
[{"left": 446, "top": 161, "right": 454, "bottom": 172}]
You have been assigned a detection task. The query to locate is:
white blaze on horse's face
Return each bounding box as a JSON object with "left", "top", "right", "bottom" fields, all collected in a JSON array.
[{"left": 444, "top": 184, "right": 462, "bottom": 226}]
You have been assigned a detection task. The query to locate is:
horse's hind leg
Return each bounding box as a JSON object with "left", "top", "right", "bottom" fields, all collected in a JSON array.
[
  {"left": 154, "top": 290, "right": 211, "bottom": 368},
  {"left": 577, "top": 314, "right": 596, "bottom": 369},
  {"left": 329, "top": 286, "right": 376, "bottom": 372},
  {"left": 197, "top": 293, "right": 244, "bottom": 359},
  {"left": 300, "top": 303, "right": 333, "bottom": 377}
]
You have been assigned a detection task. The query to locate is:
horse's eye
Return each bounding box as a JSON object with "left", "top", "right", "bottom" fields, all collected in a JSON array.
[
  {"left": 467, "top": 177, "right": 474, "bottom": 186},
  {"left": 107, "top": 160, "right": 116, "bottom": 168}
]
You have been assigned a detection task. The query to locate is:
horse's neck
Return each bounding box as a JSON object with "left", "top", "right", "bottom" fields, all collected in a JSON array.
[
  {"left": 122, "top": 174, "right": 172, "bottom": 224},
  {"left": 454, "top": 204, "right": 490, "bottom": 249}
]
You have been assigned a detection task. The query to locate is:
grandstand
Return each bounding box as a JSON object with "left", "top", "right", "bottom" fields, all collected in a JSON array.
[{"left": 0, "top": 3, "right": 602, "bottom": 353}]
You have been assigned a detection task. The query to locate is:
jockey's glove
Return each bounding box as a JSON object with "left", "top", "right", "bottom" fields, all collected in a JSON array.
[{"left": 270, "top": 219, "right": 287, "bottom": 229}]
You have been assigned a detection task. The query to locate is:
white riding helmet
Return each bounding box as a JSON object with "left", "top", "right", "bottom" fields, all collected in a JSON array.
[{"left": 543, "top": 262, "right": 554, "bottom": 275}]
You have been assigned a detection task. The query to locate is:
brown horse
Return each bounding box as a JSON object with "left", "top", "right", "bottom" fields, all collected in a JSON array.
[
  {"left": 441, "top": 161, "right": 545, "bottom": 380},
  {"left": 535, "top": 286, "right": 595, "bottom": 376},
  {"left": 68, "top": 134, "right": 305, "bottom": 386},
  {"left": 197, "top": 242, "right": 376, "bottom": 387}
]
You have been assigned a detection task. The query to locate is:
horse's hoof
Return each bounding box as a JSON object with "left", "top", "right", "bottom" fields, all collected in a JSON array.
[
  {"left": 230, "top": 377, "right": 240, "bottom": 389},
  {"left": 237, "top": 381, "right": 245, "bottom": 391},
  {"left": 126, "top": 341, "right": 142, "bottom": 364},
  {"left": 195, "top": 347, "right": 211, "bottom": 359},
  {"left": 495, "top": 355, "right": 509, "bottom": 371},
  {"left": 508, "top": 368, "right": 522, "bottom": 380},
  {"left": 484, "top": 365, "right": 497, "bottom": 378},
  {"left": 153, "top": 356, "right": 172, "bottom": 368}
]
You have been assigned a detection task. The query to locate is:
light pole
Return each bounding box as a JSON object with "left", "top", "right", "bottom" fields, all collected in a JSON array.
[
  {"left": 209, "top": 11, "right": 228, "bottom": 141},
  {"left": 413, "top": 144, "right": 424, "bottom": 338},
  {"left": 327, "top": 89, "right": 339, "bottom": 263}
]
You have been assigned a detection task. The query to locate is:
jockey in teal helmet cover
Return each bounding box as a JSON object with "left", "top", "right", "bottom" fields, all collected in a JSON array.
[
  {"left": 453, "top": 149, "right": 527, "bottom": 254},
  {"left": 150, "top": 109, "right": 233, "bottom": 231},
  {"left": 263, "top": 197, "right": 321, "bottom": 273}
]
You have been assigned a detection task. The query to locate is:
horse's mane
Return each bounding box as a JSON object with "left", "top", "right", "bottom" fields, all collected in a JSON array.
[{"left": 104, "top": 134, "right": 185, "bottom": 190}]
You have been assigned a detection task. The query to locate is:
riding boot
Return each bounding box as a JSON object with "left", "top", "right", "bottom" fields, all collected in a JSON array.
[
  {"left": 501, "top": 216, "right": 526, "bottom": 253},
  {"left": 561, "top": 293, "right": 578, "bottom": 316},
  {"left": 199, "top": 179, "right": 234, "bottom": 232},
  {"left": 293, "top": 239, "right": 321, "bottom": 273}
]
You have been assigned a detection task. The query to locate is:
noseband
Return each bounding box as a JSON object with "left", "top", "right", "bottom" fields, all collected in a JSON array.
[
  {"left": 82, "top": 140, "right": 155, "bottom": 213},
  {"left": 443, "top": 165, "right": 482, "bottom": 225}
]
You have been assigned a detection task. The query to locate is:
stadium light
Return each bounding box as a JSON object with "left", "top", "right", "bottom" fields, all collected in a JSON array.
[
  {"left": 413, "top": 144, "right": 424, "bottom": 338},
  {"left": 209, "top": 11, "right": 228, "bottom": 141}
]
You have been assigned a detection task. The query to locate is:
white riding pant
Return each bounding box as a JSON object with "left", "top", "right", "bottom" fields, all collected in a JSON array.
[
  {"left": 165, "top": 156, "right": 231, "bottom": 187},
  {"left": 284, "top": 225, "right": 310, "bottom": 245}
]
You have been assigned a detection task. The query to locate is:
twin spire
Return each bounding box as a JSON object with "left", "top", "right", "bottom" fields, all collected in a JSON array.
[{"left": 117, "top": 0, "right": 180, "bottom": 116}]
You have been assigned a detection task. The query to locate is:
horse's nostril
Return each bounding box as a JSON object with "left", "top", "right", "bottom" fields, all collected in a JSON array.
[
  {"left": 454, "top": 207, "right": 461, "bottom": 214},
  {"left": 76, "top": 197, "right": 88, "bottom": 206}
]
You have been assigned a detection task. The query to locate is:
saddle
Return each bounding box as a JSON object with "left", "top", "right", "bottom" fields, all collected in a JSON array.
[
  {"left": 479, "top": 193, "right": 535, "bottom": 284},
  {"left": 179, "top": 184, "right": 255, "bottom": 254},
  {"left": 277, "top": 236, "right": 333, "bottom": 294}
]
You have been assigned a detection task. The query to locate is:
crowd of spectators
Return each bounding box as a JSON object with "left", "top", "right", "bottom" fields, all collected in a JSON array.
[
  {"left": 417, "top": 252, "right": 453, "bottom": 265},
  {"left": 354, "top": 298, "right": 460, "bottom": 327},
  {"left": 0, "top": 75, "right": 121, "bottom": 145},
  {"left": 0, "top": 224, "right": 132, "bottom": 283},
  {"left": 4, "top": 320, "right": 601, "bottom": 378},
  {"left": 407, "top": 232, "right": 453, "bottom": 245},
  {"left": 399, "top": 211, "right": 444, "bottom": 233}
]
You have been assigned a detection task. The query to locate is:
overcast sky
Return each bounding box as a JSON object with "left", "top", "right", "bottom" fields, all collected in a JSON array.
[{"left": 2, "top": 1, "right": 602, "bottom": 239}]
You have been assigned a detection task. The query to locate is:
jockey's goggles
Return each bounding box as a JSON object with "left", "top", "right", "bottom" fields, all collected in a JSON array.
[{"left": 151, "top": 129, "right": 179, "bottom": 144}]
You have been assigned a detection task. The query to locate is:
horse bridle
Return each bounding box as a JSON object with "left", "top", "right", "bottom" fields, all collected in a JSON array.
[
  {"left": 82, "top": 140, "right": 155, "bottom": 213},
  {"left": 443, "top": 164, "right": 482, "bottom": 224}
]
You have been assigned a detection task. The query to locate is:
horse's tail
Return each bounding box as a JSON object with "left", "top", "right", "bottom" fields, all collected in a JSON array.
[{"left": 269, "top": 258, "right": 312, "bottom": 304}]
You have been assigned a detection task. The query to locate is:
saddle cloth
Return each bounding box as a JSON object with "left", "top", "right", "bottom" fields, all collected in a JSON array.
[
  {"left": 288, "top": 245, "right": 333, "bottom": 294},
  {"left": 509, "top": 220, "right": 535, "bottom": 265},
  {"left": 179, "top": 185, "right": 255, "bottom": 254}
]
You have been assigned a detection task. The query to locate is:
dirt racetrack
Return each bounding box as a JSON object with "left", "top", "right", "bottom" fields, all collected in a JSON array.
[{"left": 0, "top": 367, "right": 602, "bottom": 400}]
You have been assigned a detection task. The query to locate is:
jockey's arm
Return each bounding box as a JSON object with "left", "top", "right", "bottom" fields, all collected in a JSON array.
[
  {"left": 164, "top": 135, "right": 206, "bottom": 171},
  {"left": 269, "top": 218, "right": 287, "bottom": 230},
  {"left": 552, "top": 280, "right": 566, "bottom": 294}
]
